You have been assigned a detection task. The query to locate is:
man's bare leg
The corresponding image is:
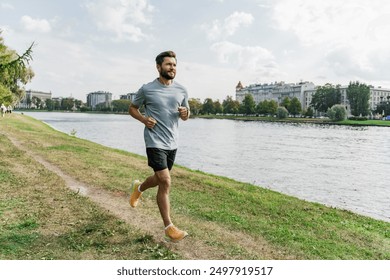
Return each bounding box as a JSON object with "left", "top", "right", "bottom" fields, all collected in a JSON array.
[{"left": 154, "top": 168, "right": 172, "bottom": 227}]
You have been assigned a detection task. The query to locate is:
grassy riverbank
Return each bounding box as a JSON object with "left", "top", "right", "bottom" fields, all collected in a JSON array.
[
  {"left": 196, "top": 114, "right": 390, "bottom": 127},
  {"left": 1, "top": 114, "right": 389, "bottom": 260}
]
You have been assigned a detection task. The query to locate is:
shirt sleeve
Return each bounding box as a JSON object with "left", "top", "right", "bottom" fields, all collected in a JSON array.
[
  {"left": 131, "top": 86, "right": 145, "bottom": 108},
  {"left": 181, "top": 89, "right": 190, "bottom": 109}
]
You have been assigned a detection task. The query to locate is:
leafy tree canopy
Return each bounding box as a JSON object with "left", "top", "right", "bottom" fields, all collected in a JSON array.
[
  {"left": 346, "top": 81, "right": 370, "bottom": 117},
  {"left": 0, "top": 31, "right": 34, "bottom": 105},
  {"left": 310, "top": 83, "right": 341, "bottom": 113}
]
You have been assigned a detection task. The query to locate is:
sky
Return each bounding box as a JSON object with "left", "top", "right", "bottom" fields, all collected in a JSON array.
[{"left": 2, "top": 0, "right": 390, "bottom": 102}]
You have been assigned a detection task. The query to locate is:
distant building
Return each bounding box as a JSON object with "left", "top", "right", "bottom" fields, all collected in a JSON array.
[
  {"left": 236, "top": 81, "right": 315, "bottom": 111},
  {"left": 305, "top": 85, "right": 390, "bottom": 113},
  {"left": 237, "top": 81, "right": 390, "bottom": 114},
  {"left": 369, "top": 86, "right": 390, "bottom": 111},
  {"left": 17, "top": 90, "right": 52, "bottom": 109},
  {"left": 119, "top": 92, "right": 137, "bottom": 102},
  {"left": 87, "top": 91, "right": 112, "bottom": 109}
]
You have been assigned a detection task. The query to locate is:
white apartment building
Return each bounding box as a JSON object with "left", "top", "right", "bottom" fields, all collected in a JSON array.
[
  {"left": 236, "top": 81, "right": 316, "bottom": 111},
  {"left": 237, "top": 81, "right": 390, "bottom": 113},
  {"left": 17, "top": 89, "right": 52, "bottom": 108},
  {"left": 119, "top": 92, "right": 137, "bottom": 102},
  {"left": 87, "top": 91, "right": 112, "bottom": 109}
]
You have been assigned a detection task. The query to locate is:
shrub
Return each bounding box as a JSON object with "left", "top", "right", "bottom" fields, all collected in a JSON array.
[
  {"left": 327, "top": 104, "right": 347, "bottom": 121},
  {"left": 348, "top": 116, "right": 368, "bottom": 121},
  {"left": 276, "top": 106, "right": 289, "bottom": 119}
]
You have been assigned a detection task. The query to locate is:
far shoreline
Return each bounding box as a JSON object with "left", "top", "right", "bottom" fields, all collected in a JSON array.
[
  {"left": 15, "top": 109, "right": 390, "bottom": 127},
  {"left": 195, "top": 114, "right": 390, "bottom": 127}
]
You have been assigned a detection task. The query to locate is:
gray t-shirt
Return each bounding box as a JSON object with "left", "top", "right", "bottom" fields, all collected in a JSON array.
[{"left": 132, "top": 78, "right": 189, "bottom": 150}]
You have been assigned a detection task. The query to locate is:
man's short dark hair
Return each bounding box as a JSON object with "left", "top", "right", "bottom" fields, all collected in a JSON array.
[{"left": 155, "top": 51, "right": 176, "bottom": 65}]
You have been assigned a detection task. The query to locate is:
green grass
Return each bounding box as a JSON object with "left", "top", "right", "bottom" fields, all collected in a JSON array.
[
  {"left": 338, "top": 119, "right": 390, "bottom": 126},
  {"left": 1, "top": 114, "right": 389, "bottom": 259},
  {"left": 0, "top": 129, "right": 178, "bottom": 260}
]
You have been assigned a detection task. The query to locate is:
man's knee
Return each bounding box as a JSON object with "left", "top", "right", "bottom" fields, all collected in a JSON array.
[{"left": 155, "top": 169, "right": 171, "bottom": 188}]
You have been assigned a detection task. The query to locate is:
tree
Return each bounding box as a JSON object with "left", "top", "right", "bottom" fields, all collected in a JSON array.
[
  {"left": 288, "top": 97, "right": 302, "bottom": 117},
  {"left": 31, "top": 96, "right": 42, "bottom": 109},
  {"left": 0, "top": 31, "right": 34, "bottom": 105},
  {"left": 346, "top": 81, "right": 370, "bottom": 116},
  {"left": 280, "top": 97, "right": 290, "bottom": 109},
  {"left": 327, "top": 104, "right": 347, "bottom": 121},
  {"left": 0, "top": 83, "right": 13, "bottom": 104},
  {"left": 256, "top": 100, "right": 269, "bottom": 115},
  {"left": 304, "top": 107, "right": 314, "bottom": 118},
  {"left": 95, "top": 102, "right": 112, "bottom": 111},
  {"left": 240, "top": 94, "right": 256, "bottom": 115},
  {"left": 61, "top": 98, "right": 75, "bottom": 110},
  {"left": 222, "top": 95, "right": 240, "bottom": 114},
  {"left": 267, "top": 100, "right": 278, "bottom": 116},
  {"left": 112, "top": 99, "right": 131, "bottom": 113},
  {"left": 201, "top": 98, "right": 215, "bottom": 114},
  {"left": 276, "top": 106, "right": 288, "bottom": 119},
  {"left": 213, "top": 100, "right": 223, "bottom": 114},
  {"left": 74, "top": 99, "right": 83, "bottom": 110},
  {"left": 188, "top": 98, "right": 202, "bottom": 115},
  {"left": 310, "top": 83, "right": 341, "bottom": 113},
  {"left": 45, "top": 99, "right": 54, "bottom": 111}
]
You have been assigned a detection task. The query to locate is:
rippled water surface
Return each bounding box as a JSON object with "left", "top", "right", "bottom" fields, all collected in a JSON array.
[{"left": 23, "top": 112, "right": 390, "bottom": 222}]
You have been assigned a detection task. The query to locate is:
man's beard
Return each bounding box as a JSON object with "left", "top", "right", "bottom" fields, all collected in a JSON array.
[{"left": 160, "top": 69, "right": 175, "bottom": 80}]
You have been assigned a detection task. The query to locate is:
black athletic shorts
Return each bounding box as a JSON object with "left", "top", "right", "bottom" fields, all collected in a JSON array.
[{"left": 146, "top": 148, "right": 177, "bottom": 172}]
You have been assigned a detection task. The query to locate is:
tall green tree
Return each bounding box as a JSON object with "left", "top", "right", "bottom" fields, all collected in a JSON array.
[
  {"left": 213, "top": 99, "right": 223, "bottom": 114},
  {"left": 188, "top": 98, "right": 202, "bottom": 115},
  {"left": 61, "top": 98, "right": 75, "bottom": 110},
  {"left": 267, "top": 100, "right": 278, "bottom": 115},
  {"left": 256, "top": 99, "right": 269, "bottom": 115},
  {"left": 0, "top": 31, "right": 34, "bottom": 105},
  {"left": 310, "top": 83, "right": 341, "bottom": 113},
  {"left": 280, "top": 97, "right": 290, "bottom": 109},
  {"left": 346, "top": 81, "right": 370, "bottom": 116},
  {"left": 222, "top": 95, "right": 240, "bottom": 114},
  {"left": 45, "top": 99, "right": 54, "bottom": 111},
  {"left": 240, "top": 94, "right": 256, "bottom": 115},
  {"left": 288, "top": 97, "right": 302, "bottom": 117},
  {"left": 201, "top": 98, "right": 215, "bottom": 114}
]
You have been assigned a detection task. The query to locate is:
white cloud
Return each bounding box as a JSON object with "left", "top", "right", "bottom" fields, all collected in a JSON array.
[
  {"left": 202, "top": 11, "right": 254, "bottom": 40},
  {"left": 20, "top": 15, "right": 51, "bottom": 33},
  {"left": 210, "top": 41, "right": 279, "bottom": 80},
  {"left": 272, "top": 0, "right": 390, "bottom": 82},
  {"left": 85, "top": 0, "right": 154, "bottom": 42}
]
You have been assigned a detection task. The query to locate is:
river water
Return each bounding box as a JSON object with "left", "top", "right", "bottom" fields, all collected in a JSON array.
[{"left": 22, "top": 112, "right": 390, "bottom": 222}]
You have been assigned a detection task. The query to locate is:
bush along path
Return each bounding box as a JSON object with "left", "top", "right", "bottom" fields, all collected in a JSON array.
[{"left": 1, "top": 114, "right": 389, "bottom": 260}]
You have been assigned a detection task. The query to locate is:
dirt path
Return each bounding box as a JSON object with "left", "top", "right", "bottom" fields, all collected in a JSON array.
[{"left": 6, "top": 133, "right": 286, "bottom": 260}]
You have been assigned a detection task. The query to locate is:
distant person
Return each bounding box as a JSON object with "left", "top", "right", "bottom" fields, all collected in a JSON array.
[
  {"left": 1, "top": 104, "right": 6, "bottom": 117},
  {"left": 128, "top": 50, "right": 190, "bottom": 242},
  {"left": 7, "top": 105, "right": 12, "bottom": 114}
]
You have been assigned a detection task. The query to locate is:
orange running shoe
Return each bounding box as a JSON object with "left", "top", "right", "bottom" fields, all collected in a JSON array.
[
  {"left": 165, "top": 224, "right": 188, "bottom": 242},
  {"left": 129, "top": 180, "right": 142, "bottom": 208}
]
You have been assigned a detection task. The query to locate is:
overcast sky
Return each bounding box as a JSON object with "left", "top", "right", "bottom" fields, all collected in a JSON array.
[{"left": 2, "top": 0, "right": 390, "bottom": 102}]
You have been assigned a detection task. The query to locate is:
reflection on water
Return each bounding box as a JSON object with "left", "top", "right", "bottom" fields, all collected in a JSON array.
[{"left": 23, "top": 112, "right": 390, "bottom": 222}]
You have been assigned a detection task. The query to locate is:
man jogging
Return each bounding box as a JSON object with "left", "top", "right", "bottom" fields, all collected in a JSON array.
[{"left": 128, "top": 50, "right": 190, "bottom": 242}]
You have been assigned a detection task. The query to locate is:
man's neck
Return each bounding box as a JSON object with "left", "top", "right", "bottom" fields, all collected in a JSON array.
[{"left": 158, "top": 77, "right": 173, "bottom": 86}]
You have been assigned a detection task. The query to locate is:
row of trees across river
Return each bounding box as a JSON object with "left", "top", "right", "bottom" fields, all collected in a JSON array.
[{"left": 18, "top": 81, "right": 390, "bottom": 122}]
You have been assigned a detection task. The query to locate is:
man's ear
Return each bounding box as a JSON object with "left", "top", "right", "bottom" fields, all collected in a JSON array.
[{"left": 156, "top": 64, "right": 161, "bottom": 73}]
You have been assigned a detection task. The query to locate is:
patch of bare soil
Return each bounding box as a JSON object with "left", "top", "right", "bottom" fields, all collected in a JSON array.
[{"left": 6, "top": 133, "right": 289, "bottom": 260}]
